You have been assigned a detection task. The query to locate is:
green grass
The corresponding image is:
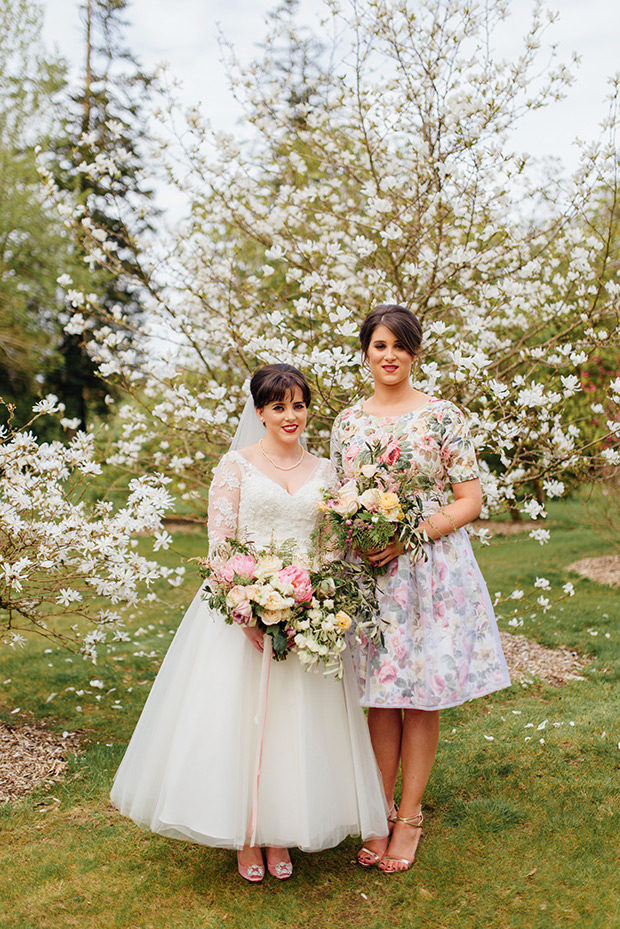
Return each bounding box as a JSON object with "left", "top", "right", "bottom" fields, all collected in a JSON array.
[{"left": 1, "top": 496, "right": 619, "bottom": 929}]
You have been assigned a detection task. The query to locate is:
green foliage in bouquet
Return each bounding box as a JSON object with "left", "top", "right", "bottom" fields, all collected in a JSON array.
[{"left": 308, "top": 560, "right": 384, "bottom": 649}]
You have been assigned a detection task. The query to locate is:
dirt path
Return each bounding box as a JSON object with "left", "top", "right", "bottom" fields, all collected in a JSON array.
[{"left": 567, "top": 554, "right": 620, "bottom": 587}]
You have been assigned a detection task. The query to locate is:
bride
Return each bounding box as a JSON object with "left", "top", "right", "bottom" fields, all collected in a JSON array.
[{"left": 110, "top": 363, "right": 388, "bottom": 882}]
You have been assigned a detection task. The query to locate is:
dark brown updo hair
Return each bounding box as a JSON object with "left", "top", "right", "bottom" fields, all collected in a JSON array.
[
  {"left": 250, "top": 363, "right": 311, "bottom": 409},
  {"left": 359, "top": 304, "right": 423, "bottom": 359}
]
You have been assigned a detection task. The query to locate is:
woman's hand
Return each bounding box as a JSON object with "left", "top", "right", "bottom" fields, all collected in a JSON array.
[
  {"left": 364, "top": 537, "right": 405, "bottom": 568},
  {"left": 242, "top": 626, "right": 265, "bottom": 652}
]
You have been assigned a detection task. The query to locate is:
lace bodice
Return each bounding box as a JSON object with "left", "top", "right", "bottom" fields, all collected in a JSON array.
[{"left": 207, "top": 451, "right": 336, "bottom": 552}]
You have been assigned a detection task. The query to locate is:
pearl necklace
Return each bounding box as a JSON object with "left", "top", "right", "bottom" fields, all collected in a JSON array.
[{"left": 259, "top": 439, "right": 305, "bottom": 471}]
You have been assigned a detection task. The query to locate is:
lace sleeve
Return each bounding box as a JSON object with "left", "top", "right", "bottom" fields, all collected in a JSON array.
[{"left": 207, "top": 451, "right": 242, "bottom": 548}]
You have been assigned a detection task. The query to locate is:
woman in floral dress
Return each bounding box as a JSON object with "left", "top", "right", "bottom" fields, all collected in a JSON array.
[{"left": 330, "top": 305, "right": 510, "bottom": 874}]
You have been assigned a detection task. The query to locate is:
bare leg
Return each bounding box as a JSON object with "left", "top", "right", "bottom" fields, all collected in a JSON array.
[
  {"left": 358, "top": 707, "right": 402, "bottom": 861},
  {"left": 368, "top": 707, "right": 403, "bottom": 804},
  {"left": 379, "top": 708, "right": 439, "bottom": 873}
]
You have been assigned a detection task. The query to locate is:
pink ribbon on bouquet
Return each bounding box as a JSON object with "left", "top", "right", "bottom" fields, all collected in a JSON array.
[{"left": 246, "top": 635, "right": 273, "bottom": 846}]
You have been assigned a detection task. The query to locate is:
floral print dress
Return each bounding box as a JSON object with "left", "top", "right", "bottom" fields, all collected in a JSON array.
[{"left": 330, "top": 398, "right": 511, "bottom": 710}]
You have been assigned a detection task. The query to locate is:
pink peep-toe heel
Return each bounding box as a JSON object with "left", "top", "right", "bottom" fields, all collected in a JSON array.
[{"left": 237, "top": 850, "right": 265, "bottom": 883}]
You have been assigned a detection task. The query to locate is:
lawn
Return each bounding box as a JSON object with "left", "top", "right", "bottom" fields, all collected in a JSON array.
[{"left": 1, "top": 496, "right": 619, "bottom": 929}]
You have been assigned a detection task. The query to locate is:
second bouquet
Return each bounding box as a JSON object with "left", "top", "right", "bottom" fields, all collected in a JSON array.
[{"left": 319, "top": 436, "right": 431, "bottom": 574}]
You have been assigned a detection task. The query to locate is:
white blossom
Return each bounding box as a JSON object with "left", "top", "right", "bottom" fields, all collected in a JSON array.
[
  {"left": 0, "top": 409, "right": 175, "bottom": 658},
  {"left": 522, "top": 500, "right": 547, "bottom": 520},
  {"left": 601, "top": 448, "right": 620, "bottom": 465},
  {"left": 529, "top": 529, "right": 551, "bottom": 545},
  {"left": 534, "top": 577, "right": 551, "bottom": 590},
  {"left": 153, "top": 531, "right": 173, "bottom": 551},
  {"left": 32, "top": 395, "right": 62, "bottom": 415},
  {"left": 542, "top": 479, "right": 565, "bottom": 498}
]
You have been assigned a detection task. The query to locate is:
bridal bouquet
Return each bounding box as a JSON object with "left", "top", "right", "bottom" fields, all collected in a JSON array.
[
  {"left": 319, "top": 437, "right": 430, "bottom": 574},
  {"left": 199, "top": 540, "right": 381, "bottom": 676}
]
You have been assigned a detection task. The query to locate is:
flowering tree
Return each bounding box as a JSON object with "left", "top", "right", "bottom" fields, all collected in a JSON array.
[
  {"left": 39, "top": 0, "right": 619, "bottom": 541},
  {"left": 0, "top": 397, "right": 178, "bottom": 659}
]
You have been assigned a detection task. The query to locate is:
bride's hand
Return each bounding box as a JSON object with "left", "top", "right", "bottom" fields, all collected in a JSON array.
[
  {"left": 242, "top": 626, "right": 265, "bottom": 652},
  {"left": 364, "top": 538, "right": 405, "bottom": 568}
]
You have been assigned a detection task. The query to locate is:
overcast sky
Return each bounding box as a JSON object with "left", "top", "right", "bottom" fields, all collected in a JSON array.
[
  {"left": 40, "top": 0, "right": 620, "bottom": 216},
  {"left": 42, "top": 0, "right": 324, "bottom": 133}
]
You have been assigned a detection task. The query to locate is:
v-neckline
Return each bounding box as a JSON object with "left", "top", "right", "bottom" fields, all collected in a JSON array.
[{"left": 234, "top": 452, "right": 323, "bottom": 498}]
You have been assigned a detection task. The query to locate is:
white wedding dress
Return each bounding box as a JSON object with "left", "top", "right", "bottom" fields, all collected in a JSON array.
[{"left": 110, "top": 451, "right": 388, "bottom": 851}]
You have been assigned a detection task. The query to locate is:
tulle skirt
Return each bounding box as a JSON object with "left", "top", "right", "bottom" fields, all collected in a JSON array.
[{"left": 110, "top": 588, "right": 388, "bottom": 851}]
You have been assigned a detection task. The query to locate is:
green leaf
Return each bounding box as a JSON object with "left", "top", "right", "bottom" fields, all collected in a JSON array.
[{"left": 270, "top": 626, "right": 289, "bottom": 656}]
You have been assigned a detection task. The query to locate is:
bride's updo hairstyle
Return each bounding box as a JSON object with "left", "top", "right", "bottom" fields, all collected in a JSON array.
[
  {"left": 250, "top": 363, "right": 311, "bottom": 409},
  {"left": 359, "top": 304, "right": 423, "bottom": 360}
]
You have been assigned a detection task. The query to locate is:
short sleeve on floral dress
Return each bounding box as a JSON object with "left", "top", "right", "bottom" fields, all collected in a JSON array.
[{"left": 331, "top": 398, "right": 511, "bottom": 710}]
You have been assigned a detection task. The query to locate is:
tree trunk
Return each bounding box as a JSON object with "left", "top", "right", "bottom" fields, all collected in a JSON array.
[{"left": 81, "top": 0, "right": 92, "bottom": 136}]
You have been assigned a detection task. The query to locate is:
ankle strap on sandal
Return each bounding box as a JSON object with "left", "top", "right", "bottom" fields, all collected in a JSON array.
[{"left": 395, "top": 811, "right": 423, "bottom": 828}]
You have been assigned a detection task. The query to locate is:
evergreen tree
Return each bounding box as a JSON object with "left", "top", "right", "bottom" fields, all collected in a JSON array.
[{"left": 48, "top": 0, "right": 156, "bottom": 428}]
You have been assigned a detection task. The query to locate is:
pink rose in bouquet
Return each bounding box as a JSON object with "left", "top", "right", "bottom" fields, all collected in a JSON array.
[
  {"left": 231, "top": 600, "right": 254, "bottom": 625},
  {"left": 277, "top": 565, "right": 314, "bottom": 604},
  {"left": 219, "top": 554, "right": 256, "bottom": 585},
  {"left": 225, "top": 585, "right": 249, "bottom": 607}
]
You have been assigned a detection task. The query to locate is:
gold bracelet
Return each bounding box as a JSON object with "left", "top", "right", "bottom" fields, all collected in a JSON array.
[
  {"left": 424, "top": 515, "right": 442, "bottom": 539},
  {"left": 438, "top": 508, "right": 458, "bottom": 534}
]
